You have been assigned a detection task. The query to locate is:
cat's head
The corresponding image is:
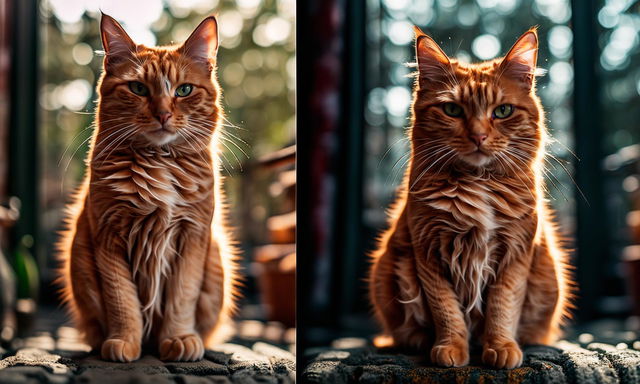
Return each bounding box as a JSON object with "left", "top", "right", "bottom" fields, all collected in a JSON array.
[
  {"left": 411, "top": 28, "right": 542, "bottom": 172},
  {"left": 97, "top": 14, "right": 219, "bottom": 148}
]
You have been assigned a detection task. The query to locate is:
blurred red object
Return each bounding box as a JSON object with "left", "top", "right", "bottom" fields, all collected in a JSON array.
[
  {"left": 623, "top": 245, "right": 640, "bottom": 316},
  {"left": 254, "top": 146, "right": 295, "bottom": 327},
  {"left": 254, "top": 245, "right": 295, "bottom": 327}
]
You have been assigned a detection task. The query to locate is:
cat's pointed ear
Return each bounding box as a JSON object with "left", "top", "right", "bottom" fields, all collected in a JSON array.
[
  {"left": 500, "top": 28, "right": 538, "bottom": 90},
  {"left": 415, "top": 27, "right": 452, "bottom": 88},
  {"left": 100, "top": 13, "right": 137, "bottom": 70},
  {"left": 179, "top": 16, "right": 219, "bottom": 66}
]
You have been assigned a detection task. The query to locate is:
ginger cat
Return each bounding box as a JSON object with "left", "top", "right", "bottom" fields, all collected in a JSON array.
[
  {"left": 58, "top": 14, "right": 238, "bottom": 362},
  {"left": 369, "top": 28, "right": 573, "bottom": 369}
]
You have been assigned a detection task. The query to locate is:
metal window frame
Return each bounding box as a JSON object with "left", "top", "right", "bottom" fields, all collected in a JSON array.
[
  {"left": 571, "top": 0, "right": 608, "bottom": 321},
  {"left": 8, "top": 0, "right": 39, "bottom": 259}
]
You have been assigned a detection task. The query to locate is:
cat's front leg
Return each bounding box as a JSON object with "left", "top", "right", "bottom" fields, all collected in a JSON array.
[
  {"left": 94, "top": 238, "right": 143, "bottom": 362},
  {"left": 415, "top": 248, "right": 470, "bottom": 367},
  {"left": 482, "top": 241, "right": 534, "bottom": 369},
  {"left": 158, "top": 229, "right": 208, "bottom": 361}
]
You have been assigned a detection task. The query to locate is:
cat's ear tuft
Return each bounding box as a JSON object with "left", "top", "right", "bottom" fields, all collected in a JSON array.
[
  {"left": 100, "top": 13, "right": 137, "bottom": 70},
  {"left": 500, "top": 28, "right": 538, "bottom": 90},
  {"left": 179, "top": 16, "right": 219, "bottom": 66},
  {"left": 415, "top": 30, "right": 451, "bottom": 88}
]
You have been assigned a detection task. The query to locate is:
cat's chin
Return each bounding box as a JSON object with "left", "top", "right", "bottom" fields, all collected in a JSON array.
[
  {"left": 459, "top": 151, "right": 493, "bottom": 168},
  {"left": 142, "top": 129, "right": 179, "bottom": 146}
]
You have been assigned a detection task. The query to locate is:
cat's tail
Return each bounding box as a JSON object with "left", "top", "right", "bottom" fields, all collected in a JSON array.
[
  {"left": 541, "top": 201, "right": 577, "bottom": 344},
  {"left": 53, "top": 178, "right": 89, "bottom": 319},
  {"left": 196, "top": 225, "right": 241, "bottom": 347},
  {"left": 53, "top": 178, "right": 105, "bottom": 349},
  {"left": 197, "top": 156, "right": 243, "bottom": 347}
]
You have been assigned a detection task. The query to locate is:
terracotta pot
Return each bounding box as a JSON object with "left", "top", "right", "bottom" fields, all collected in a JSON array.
[
  {"left": 623, "top": 245, "right": 640, "bottom": 316},
  {"left": 627, "top": 211, "right": 640, "bottom": 244},
  {"left": 254, "top": 244, "right": 295, "bottom": 327}
]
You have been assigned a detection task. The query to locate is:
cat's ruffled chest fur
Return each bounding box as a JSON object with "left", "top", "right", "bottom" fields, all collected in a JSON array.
[
  {"left": 415, "top": 175, "right": 532, "bottom": 233},
  {"left": 411, "top": 175, "right": 535, "bottom": 317},
  {"left": 99, "top": 150, "right": 212, "bottom": 216},
  {"left": 91, "top": 149, "right": 214, "bottom": 336}
]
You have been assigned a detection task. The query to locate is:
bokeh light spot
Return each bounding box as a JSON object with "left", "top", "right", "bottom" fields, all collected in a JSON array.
[
  {"left": 59, "top": 79, "right": 92, "bottom": 111},
  {"left": 384, "top": 0, "right": 411, "bottom": 11},
  {"left": 385, "top": 86, "right": 411, "bottom": 117},
  {"left": 472, "top": 34, "right": 501, "bottom": 60},
  {"left": 242, "top": 49, "right": 264, "bottom": 71},
  {"left": 72, "top": 43, "right": 93, "bottom": 65},
  {"left": 549, "top": 61, "right": 573, "bottom": 85},
  {"left": 548, "top": 26, "right": 573, "bottom": 59},
  {"left": 48, "top": 0, "right": 85, "bottom": 24},
  {"left": 219, "top": 11, "right": 244, "bottom": 39},
  {"left": 388, "top": 21, "right": 413, "bottom": 45},
  {"left": 223, "top": 63, "right": 246, "bottom": 87},
  {"left": 264, "top": 16, "right": 291, "bottom": 45},
  {"left": 457, "top": 5, "right": 479, "bottom": 27}
]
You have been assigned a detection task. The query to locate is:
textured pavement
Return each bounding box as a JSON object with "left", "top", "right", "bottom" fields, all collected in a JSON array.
[
  {"left": 0, "top": 322, "right": 295, "bottom": 384},
  {"left": 302, "top": 338, "right": 640, "bottom": 384}
]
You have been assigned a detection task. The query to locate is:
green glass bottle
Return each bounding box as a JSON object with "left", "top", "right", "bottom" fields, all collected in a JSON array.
[{"left": 12, "top": 235, "right": 39, "bottom": 300}]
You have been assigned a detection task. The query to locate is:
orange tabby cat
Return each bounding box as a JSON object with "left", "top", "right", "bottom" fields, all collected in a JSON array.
[
  {"left": 369, "top": 28, "right": 573, "bottom": 369},
  {"left": 57, "top": 14, "right": 239, "bottom": 362}
]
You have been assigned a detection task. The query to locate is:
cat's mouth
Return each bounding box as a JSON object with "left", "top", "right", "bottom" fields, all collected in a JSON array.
[
  {"left": 143, "top": 127, "right": 178, "bottom": 146},
  {"left": 460, "top": 148, "right": 493, "bottom": 167}
]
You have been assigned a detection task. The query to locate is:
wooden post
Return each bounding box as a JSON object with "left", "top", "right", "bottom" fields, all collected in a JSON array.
[{"left": 571, "top": 0, "right": 608, "bottom": 321}]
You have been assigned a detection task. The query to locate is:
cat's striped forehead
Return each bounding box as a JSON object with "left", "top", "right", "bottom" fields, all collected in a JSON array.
[
  {"left": 436, "top": 79, "right": 505, "bottom": 111},
  {"left": 434, "top": 62, "right": 509, "bottom": 114},
  {"left": 120, "top": 49, "right": 193, "bottom": 93}
]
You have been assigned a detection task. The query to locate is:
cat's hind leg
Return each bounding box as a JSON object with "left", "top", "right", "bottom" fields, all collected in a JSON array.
[
  {"left": 370, "top": 240, "right": 430, "bottom": 351},
  {"left": 517, "top": 240, "right": 567, "bottom": 345},
  {"left": 195, "top": 236, "right": 232, "bottom": 347},
  {"left": 370, "top": 246, "right": 402, "bottom": 346},
  {"left": 390, "top": 255, "right": 432, "bottom": 351},
  {"left": 62, "top": 209, "right": 106, "bottom": 350}
]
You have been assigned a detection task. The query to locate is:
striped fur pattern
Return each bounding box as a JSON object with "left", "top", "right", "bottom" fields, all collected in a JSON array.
[
  {"left": 57, "top": 14, "right": 239, "bottom": 362},
  {"left": 369, "top": 28, "right": 573, "bottom": 369}
]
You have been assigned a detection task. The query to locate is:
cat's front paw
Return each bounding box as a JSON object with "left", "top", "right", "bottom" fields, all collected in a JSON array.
[
  {"left": 160, "top": 334, "right": 205, "bottom": 361},
  {"left": 482, "top": 339, "right": 523, "bottom": 369},
  {"left": 430, "top": 340, "right": 469, "bottom": 367},
  {"left": 101, "top": 338, "right": 141, "bottom": 362}
]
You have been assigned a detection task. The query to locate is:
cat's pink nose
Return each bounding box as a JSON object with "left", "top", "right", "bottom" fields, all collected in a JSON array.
[
  {"left": 469, "top": 133, "right": 488, "bottom": 146},
  {"left": 156, "top": 112, "right": 172, "bottom": 125}
]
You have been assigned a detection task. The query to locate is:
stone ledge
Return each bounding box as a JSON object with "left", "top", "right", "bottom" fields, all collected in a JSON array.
[
  {"left": 0, "top": 317, "right": 295, "bottom": 383},
  {"left": 302, "top": 340, "right": 640, "bottom": 384},
  {"left": 0, "top": 338, "right": 294, "bottom": 384}
]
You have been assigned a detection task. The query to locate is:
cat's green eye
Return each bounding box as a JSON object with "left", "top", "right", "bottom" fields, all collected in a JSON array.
[
  {"left": 493, "top": 104, "right": 514, "bottom": 119},
  {"left": 175, "top": 84, "right": 193, "bottom": 97},
  {"left": 128, "top": 81, "right": 149, "bottom": 96},
  {"left": 443, "top": 102, "right": 464, "bottom": 117}
]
